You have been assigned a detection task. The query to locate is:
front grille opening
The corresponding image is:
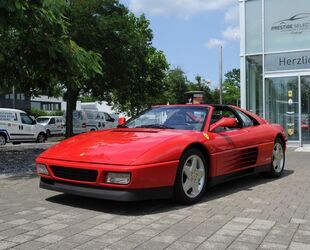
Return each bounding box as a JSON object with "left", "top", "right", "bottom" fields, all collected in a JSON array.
[{"left": 50, "top": 166, "right": 98, "bottom": 182}]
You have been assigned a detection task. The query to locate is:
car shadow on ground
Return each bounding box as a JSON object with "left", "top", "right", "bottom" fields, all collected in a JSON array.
[{"left": 45, "top": 169, "right": 294, "bottom": 215}]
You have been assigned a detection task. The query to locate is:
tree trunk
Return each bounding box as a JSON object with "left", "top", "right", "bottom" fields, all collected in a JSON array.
[{"left": 66, "top": 85, "right": 79, "bottom": 138}]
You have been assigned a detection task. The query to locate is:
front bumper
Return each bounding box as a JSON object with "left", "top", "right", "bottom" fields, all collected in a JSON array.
[{"left": 40, "top": 178, "right": 174, "bottom": 201}]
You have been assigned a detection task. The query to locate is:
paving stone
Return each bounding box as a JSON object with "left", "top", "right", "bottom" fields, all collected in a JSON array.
[
  {"left": 0, "top": 241, "right": 18, "bottom": 250},
  {"left": 36, "top": 234, "right": 64, "bottom": 243},
  {"left": 198, "top": 241, "right": 229, "bottom": 250},
  {"left": 228, "top": 240, "right": 259, "bottom": 250},
  {"left": 44, "top": 241, "right": 79, "bottom": 250},
  {"left": 7, "top": 219, "right": 29, "bottom": 226},
  {"left": 42, "top": 223, "right": 68, "bottom": 231},
  {"left": 14, "top": 240, "right": 49, "bottom": 250},
  {"left": 136, "top": 240, "right": 170, "bottom": 250},
  {"left": 65, "top": 233, "right": 94, "bottom": 244},
  {"left": 167, "top": 240, "right": 199, "bottom": 250},
  {"left": 249, "top": 219, "right": 275, "bottom": 230},
  {"left": 289, "top": 241, "right": 310, "bottom": 250},
  {"left": 6, "top": 234, "right": 35, "bottom": 244},
  {"left": 259, "top": 242, "right": 288, "bottom": 250},
  {"left": 293, "top": 230, "right": 310, "bottom": 244},
  {"left": 291, "top": 218, "right": 308, "bottom": 224}
]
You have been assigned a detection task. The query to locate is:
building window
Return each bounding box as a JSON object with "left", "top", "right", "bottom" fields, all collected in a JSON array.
[
  {"left": 41, "top": 102, "right": 61, "bottom": 111},
  {"left": 245, "top": 0, "right": 262, "bottom": 54},
  {"left": 246, "top": 55, "right": 263, "bottom": 117},
  {"left": 265, "top": 0, "right": 310, "bottom": 52}
]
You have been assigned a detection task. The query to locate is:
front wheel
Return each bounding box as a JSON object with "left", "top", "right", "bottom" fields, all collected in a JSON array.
[
  {"left": 37, "top": 133, "right": 46, "bottom": 143},
  {"left": 173, "top": 148, "right": 208, "bottom": 205},
  {"left": 0, "top": 134, "right": 7, "bottom": 146},
  {"left": 264, "top": 138, "right": 285, "bottom": 178}
]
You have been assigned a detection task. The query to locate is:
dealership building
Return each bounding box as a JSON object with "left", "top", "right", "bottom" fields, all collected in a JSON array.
[{"left": 240, "top": 0, "right": 310, "bottom": 145}]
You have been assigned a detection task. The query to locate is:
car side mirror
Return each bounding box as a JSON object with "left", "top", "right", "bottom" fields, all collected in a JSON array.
[
  {"left": 210, "top": 117, "right": 237, "bottom": 132},
  {"left": 117, "top": 117, "right": 126, "bottom": 127},
  {"left": 32, "top": 120, "right": 37, "bottom": 125}
]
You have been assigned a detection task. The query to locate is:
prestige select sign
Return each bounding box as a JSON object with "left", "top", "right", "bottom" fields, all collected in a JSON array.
[
  {"left": 265, "top": 51, "right": 310, "bottom": 72},
  {"left": 271, "top": 13, "right": 310, "bottom": 34}
]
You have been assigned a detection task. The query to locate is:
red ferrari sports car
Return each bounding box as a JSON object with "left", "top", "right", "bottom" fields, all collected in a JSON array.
[{"left": 36, "top": 105, "right": 287, "bottom": 204}]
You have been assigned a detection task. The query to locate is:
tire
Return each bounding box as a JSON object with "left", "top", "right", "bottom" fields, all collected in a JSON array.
[
  {"left": 263, "top": 138, "right": 285, "bottom": 178},
  {"left": 173, "top": 148, "right": 208, "bottom": 205},
  {"left": 37, "top": 133, "right": 46, "bottom": 143},
  {"left": 12, "top": 142, "right": 21, "bottom": 145},
  {"left": 46, "top": 130, "right": 51, "bottom": 138},
  {"left": 0, "top": 134, "right": 7, "bottom": 146}
]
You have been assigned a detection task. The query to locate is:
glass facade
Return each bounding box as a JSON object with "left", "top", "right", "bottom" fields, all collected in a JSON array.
[
  {"left": 266, "top": 77, "right": 299, "bottom": 141},
  {"left": 301, "top": 76, "right": 310, "bottom": 144},
  {"left": 245, "top": 0, "right": 262, "bottom": 54},
  {"left": 265, "top": 0, "right": 310, "bottom": 52},
  {"left": 240, "top": 0, "right": 310, "bottom": 145},
  {"left": 246, "top": 56, "right": 263, "bottom": 117}
]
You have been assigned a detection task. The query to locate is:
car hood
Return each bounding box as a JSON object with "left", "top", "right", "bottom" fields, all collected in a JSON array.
[{"left": 39, "top": 129, "right": 198, "bottom": 165}]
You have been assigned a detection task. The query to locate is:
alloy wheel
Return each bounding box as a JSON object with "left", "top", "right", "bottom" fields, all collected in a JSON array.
[
  {"left": 182, "top": 155, "right": 206, "bottom": 198},
  {"left": 272, "top": 142, "right": 284, "bottom": 173}
]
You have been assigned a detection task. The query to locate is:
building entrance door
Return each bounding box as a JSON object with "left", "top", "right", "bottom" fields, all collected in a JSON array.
[
  {"left": 301, "top": 76, "right": 310, "bottom": 145},
  {"left": 265, "top": 76, "right": 300, "bottom": 142}
]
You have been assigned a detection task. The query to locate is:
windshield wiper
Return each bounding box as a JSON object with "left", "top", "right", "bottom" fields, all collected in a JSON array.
[{"left": 135, "top": 124, "right": 175, "bottom": 129}]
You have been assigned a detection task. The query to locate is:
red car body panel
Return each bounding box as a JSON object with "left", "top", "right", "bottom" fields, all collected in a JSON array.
[{"left": 36, "top": 104, "right": 287, "bottom": 201}]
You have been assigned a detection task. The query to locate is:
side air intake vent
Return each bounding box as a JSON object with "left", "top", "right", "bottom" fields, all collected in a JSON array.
[{"left": 223, "top": 147, "right": 258, "bottom": 170}]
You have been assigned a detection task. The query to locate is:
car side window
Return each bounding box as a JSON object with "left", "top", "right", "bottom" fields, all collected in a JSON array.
[
  {"left": 211, "top": 110, "right": 238, "bottom": 124},
  {"left": 49, "top": 118, "right": 55, "bottom": 125},
  {"left": 104, "top": 113, "right": 113, "bottom": 122},
  {"left": 20, "top": 113, "right": 33, "bottom": 125},
  {"left": 234, "top": 110, "right": 255, "bottom": 128},
  {"left": 210, "top": 107, "right": 243, "bottom": 132}
]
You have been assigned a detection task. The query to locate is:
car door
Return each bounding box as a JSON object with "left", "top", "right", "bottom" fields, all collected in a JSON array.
[
  {"left": 210, "top": 106, "right": 263, "bottom": 176},
  {"left": 20, "top": 113, "right": 37, "bottom": 140},
  {"left": 1, "top": 111, "right": 19, "bottom": 141},
  {"left": 104, "top": 113, "right": 115, "bottom": 129},
  {"left": 48, "top": 118, "right": 56, "bottom": 134}
]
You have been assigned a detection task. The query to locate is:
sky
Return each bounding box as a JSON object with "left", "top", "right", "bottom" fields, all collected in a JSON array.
[{"left": 120, "top": 0, "right": 240, "bottom": 88}]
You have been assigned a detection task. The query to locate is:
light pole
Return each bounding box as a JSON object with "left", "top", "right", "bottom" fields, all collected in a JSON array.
[{"left": 218, "top": 45, "right": 223, "bottom": 105}]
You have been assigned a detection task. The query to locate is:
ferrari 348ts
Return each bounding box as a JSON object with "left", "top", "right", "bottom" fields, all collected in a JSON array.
[{"left": 36, "top": 105, "right": 287, "bottom": 204}]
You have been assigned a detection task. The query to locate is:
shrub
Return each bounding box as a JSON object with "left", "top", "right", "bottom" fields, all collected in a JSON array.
[{"left": 30, "top": 108, "right": 48, "bottom": 118}]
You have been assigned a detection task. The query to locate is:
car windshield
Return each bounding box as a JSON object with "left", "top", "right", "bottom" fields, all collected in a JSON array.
[
  {"left": 36, "top": 117, "right": 50, "bottom": 124},
  {"left": 126, "top": 106, "right": 209, "bottom": 131}
]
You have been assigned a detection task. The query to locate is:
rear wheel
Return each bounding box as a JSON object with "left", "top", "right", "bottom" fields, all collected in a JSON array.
[
  {"left": 37, "top": 133, "right": 46, "bottom": 143},
  {"left": 0, "top": 134, "right": 6, "bottom": 146},
  {"left": 264, "top": 138, "right": 285, "bottom": 178},
  {"left": 173, "top": 148, "right": 208, "bottom": 204}
]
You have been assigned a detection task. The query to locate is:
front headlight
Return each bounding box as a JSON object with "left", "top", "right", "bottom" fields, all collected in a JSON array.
[
  {"left": 36, "top": 164, "right": 49, "bottom": 175},
  {"left": 106, "top": 172, "right": 130, "bottom": 185}
]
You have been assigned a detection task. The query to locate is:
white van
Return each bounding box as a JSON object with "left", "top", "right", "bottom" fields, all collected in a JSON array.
[
  {"left": 36, "top": 116, "right": 65, "bottom": 136},
  {"left": 64, "top": 110, "right": 117, "bottom": 135},
  {"left": 0, "top": 108, "right": 47, "bottom": 145}
]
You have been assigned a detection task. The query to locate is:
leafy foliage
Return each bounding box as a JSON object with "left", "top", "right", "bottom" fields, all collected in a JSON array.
[
  {"left": 162, "top": 68, "right": 189, "bottom": 104},
  {"left": 223, "top": 68, "right": 240, "bottom": 106},
  {"left": 30, "top": 108, "right": 64, "bottom": 118},
  {"left": 0, "top": 0, "right": 103, "bottom": 137},
  {"left": 67, "top": 0, "right": 168, "bottom": 116}
]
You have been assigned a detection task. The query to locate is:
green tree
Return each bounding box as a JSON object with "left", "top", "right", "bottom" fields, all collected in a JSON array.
[
  {"left": 222, "top": 68, "right": 240, "bottom": 106},
  {"left": 0, "top": 0, "right": 102, "bottom": 137},
  {"left": 67, "top": 0, "right": 168, "bottom": 116},
  {"left": 162, "top": 67, "right": 189, "bottom": 104},
  {"left": 187, "top": 76, "right": 214, "bottom": 104}
]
